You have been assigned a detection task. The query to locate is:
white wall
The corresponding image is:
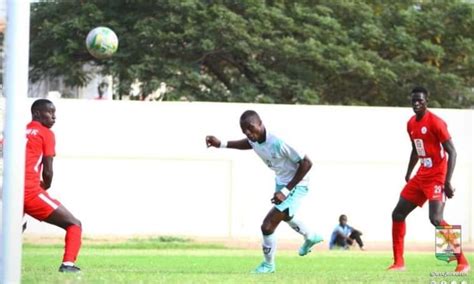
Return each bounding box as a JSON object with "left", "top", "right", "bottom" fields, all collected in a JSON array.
[{"left": 1, "top": 99, "right": 473, "bottom": 243}]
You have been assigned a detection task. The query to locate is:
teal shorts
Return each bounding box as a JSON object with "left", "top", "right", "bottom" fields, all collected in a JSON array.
[{"left": 274, "top": 185, "right": 308, "bottom": 217}]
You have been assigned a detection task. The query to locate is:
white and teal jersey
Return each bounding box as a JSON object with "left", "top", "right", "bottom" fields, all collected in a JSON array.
[{"left": 248, "top": 131, "right": 309, "bottom": 187}]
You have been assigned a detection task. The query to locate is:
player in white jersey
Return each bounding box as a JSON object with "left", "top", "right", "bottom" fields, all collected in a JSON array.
[{"left": 206, "top": 110, "right": 323, "bottom": 274}]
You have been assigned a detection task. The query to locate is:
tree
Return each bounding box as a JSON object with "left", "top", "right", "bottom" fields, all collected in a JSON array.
[{"left": 28, "top": 0, "right": 474, "bottom": 107}]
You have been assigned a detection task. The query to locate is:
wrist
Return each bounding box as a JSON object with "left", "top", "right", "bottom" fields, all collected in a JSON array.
[
  {"left": 220, "top": 141, "right": 227, "bottom": 148},
  {"left": 280, "top": 187, "right": 291, "bottom": 197}
]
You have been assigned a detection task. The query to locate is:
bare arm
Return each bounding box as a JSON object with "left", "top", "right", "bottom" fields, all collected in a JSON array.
[
  {"left": 41, "top": 156, "right": 54, "bottom": 190},
  {"left": 286, "top": 155, "right": 312, "bottom": 190},
  {"left": 205, "top": 135, "right": 252, "bottom": 150},
  {"left": 405, "top": 142, "right": 418, "bottom": 182},
  {"left": 442, "top": 138, "right": 457, "bottom": 198}
]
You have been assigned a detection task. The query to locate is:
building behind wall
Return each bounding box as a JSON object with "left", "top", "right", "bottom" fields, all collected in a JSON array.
[{"left": 27, "top": 66, "right": 114, "bottom": 100}]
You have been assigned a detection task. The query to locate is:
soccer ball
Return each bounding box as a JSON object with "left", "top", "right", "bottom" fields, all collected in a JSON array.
[{"left": 85, "top": 27, "right": 118, "bottom": 59}]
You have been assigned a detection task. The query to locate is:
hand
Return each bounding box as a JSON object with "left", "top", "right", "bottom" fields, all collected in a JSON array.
[
  {"left": 405, "top": 173, "right": 411, "bottom": 183},
  {"left": 444, "top": 182, "right": 455, "bottom": 199},
  {"left": 205, "top": 135, "right": 221, "bottom": 148},
  {"left": 271, "top": 191, "right": 286, "bottom": 205},
  {"left": 40, "top": 181, "right": 50, "bottom": 190}
]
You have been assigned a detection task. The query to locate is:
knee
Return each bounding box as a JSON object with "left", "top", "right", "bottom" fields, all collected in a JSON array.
[
  {"left": 67, "top": 217, "right": 81, "bottom": 228},
  {"left": 260, "top": 222, "right": 275, "bottom": 235},
  {"left": 392, "top": 209, "right": 406, "bottom": 222},
  {"left": 429, "top": 216, "right": 442, "bottom": 227}
]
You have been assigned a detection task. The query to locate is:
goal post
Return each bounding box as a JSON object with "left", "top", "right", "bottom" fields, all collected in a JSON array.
[{"left": 0, "top": 0, "right": 31, "bottom": 283}]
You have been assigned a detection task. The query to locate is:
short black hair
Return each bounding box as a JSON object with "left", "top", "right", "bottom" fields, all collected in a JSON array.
[
  {"left": 31, "top": 99, "right": 53, "bottom": 113},
  {"left": 240, "top": 110, "right": 261, "bottom": 123},
  {"left": 339, "top": 214, "right": 347, "bottom": 222},
  {"left": 411, "top": 86, "right": 429, "bottom": 97}
]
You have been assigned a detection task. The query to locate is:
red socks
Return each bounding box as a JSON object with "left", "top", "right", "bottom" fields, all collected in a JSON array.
[
  {"left": 392, "top": 219, "right": 469, "bottom": 269},
  {"left": 392, "top": 221, "right": 406, "bottom": 265},
  {"left": 439, "top": 220, "right": 449, "bottom": 226},
  {"left": 63, "top": 225, "right": 82, "bottom": 263},
  {"left": 456, "top": 252, "right": 468, "bottom": 265}
]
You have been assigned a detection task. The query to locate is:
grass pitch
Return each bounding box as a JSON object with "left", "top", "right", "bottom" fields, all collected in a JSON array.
[{"left": 22, "top": 238, "right": 472, "bottom": 283}]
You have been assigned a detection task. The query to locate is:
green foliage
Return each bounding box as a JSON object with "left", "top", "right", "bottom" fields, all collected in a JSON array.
[{"left": 29, "top": 0, "right": 474, "bottom": 107}]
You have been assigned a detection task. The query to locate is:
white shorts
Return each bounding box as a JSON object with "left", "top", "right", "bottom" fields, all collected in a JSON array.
[{"left": 274, "top": 185, "right": 308, "bottom": 217}]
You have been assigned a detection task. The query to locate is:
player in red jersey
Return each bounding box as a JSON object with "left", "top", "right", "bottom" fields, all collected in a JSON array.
[
  {"left": 24, "top": 99, "right": 82, "bottom": 273},
  {"left": 387, "top": 87, "right": 470, "bottom": 273}
]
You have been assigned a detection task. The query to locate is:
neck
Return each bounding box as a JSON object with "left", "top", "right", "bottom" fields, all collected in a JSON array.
[
  {"left": 415, "top": 110, "right": 426, "bottom": 121},
  {"left": 257, "top": 128, "right": 266, "bottom": 144}
]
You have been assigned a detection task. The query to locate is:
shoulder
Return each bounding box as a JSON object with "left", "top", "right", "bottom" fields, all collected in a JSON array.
[
  {"left": 37, "top": 124, "right": 55, "bottom": 141},
  {"left": 427, "top": 111, "right": 447, "bottom": 125},
  {"left": 26, "top": 121, "right": 48, "bottom": 137},
  {"left": 333, "top": 225, "right": 343, "bottom": 232},
  {"left": 40, "top": 124, "right": 55, "bottom": 136},
  {"left": 270, "top": 133, "right": 297, "bottom": 154},
  {"left": 425, "top": 111, "right": 449, "bottom": 133},
  {"left": 265, "top": 132, "right": 284, "bottom": 147},
  {"left": 269, "top": 131, "right": 297, "bottom": 147},
  {"left": 266, "top": 132, "right": 280, "bottom": 142},
  {"left": 26, "top": 121, "right": 38, "bottom": 130}
]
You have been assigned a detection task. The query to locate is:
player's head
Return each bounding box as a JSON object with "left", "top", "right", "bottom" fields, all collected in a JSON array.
[
  {"left": 240, "top": 110, "right": 265, "bottom": 142},
  {"left": 410, "top": 86, "right": 429, "bottom": 115},
  {"left": 339, "top": 214, "right": 347, "bottom": 226},
  {"left": 31, "top": 99, "right": 56, "bottom": 128}
]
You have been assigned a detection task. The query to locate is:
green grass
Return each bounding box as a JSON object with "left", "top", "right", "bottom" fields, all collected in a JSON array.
[{"left": 22, "top": 239, "right": 472, "bottom": 284}]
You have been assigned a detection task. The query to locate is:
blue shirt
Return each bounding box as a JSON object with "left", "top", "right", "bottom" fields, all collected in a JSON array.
[{"left": 329, "top": 224, "right": 353, "bottom": 249}]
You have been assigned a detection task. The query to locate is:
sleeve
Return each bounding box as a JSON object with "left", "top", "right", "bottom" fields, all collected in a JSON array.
[
  {"left": 42, "top": 129, "right": 56, "bottom": 157},
  {"left": 434, "top": 117, "right": 451, "bottom": 144}
]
